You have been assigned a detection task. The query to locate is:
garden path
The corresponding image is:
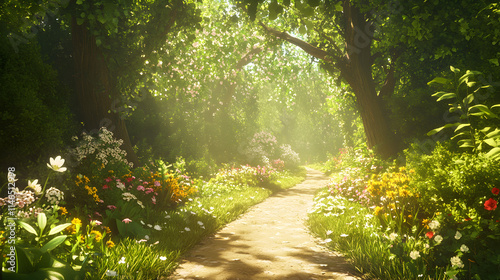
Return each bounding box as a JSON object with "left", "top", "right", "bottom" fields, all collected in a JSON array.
[{"left": 167, "top": 168, "right": 361, "bottom": 280}]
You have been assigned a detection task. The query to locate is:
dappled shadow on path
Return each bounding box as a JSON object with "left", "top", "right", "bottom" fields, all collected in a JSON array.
[{"left": 166, "top": 168, "right": 360, "bottom": 280}]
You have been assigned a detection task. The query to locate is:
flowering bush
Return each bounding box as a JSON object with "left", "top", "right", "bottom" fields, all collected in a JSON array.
[
  {"left": 69, "top": 127, "right": 132, "bottom": 182},
  {"left": 243, "top": 131, "right": 300, "bottom": 169},
  {"left": 327, "top": 171, "right": 371, "bottom": 207},
  {"left": 278, "top": 144, "right": 300, "bottom": 168}
]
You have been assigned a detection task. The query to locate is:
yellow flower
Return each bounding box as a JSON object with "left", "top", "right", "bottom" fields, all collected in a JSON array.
[
  {"left": 374, "top": 206, "right": 383, "bottom": 216},
  {"left": 104, "top": 226, "right": 112, "bottom": 234},
  {"left": 90, "top": 230, "right": 103, "bottom": 242},
  {"left": 106, "top": 240, "right": 115, "bottom": 248},
  {"left": 71, "top": 218, "right": 82, "bottom": 226},
  {"left": 60, "top": 207, "right": 68, "bottom": 216}
]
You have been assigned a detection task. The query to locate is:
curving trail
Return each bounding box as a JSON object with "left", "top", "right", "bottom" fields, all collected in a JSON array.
[{"left": 167, "top": 168, "right": 361, "bottom": 280}]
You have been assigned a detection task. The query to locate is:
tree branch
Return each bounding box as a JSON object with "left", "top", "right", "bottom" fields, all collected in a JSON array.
[
  {"left": 234, "top": 47, "right": 264, "bottom": 70},
  {"left": 258, "top": 21, "right": 336, "bottom": 63}
]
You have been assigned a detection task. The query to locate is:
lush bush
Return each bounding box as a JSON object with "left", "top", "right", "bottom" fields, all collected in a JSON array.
[
  {"left": 313, "top": 141, "right": 500, "bottom": 280},
  {"left": 0, "top": 38, "right": 75, "bottom": 170},
  {"left": 243, "top": 131, "right": 301, "bottom": 168}
]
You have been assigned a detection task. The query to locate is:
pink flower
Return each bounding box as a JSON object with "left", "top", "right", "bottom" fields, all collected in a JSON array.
[
  {"left": 107, "top": 205, "right": 117, "bottom": 210},
  {"left": 145, "top": 188, "right": 154, "bottom": 194},
  {"left": 152, "top": 196, "right": 156, "bottom": 205},
  {"left": 105, "top": 177, "right": 112, "bottom": 182},
  {"left": 122, "top": 218, "right": 132, "bottom": 224},
  {"left": 137, "top": 185, "right": 145, "bottom": 191},
  {"left": 103, "top": 185, "right": 109, "bottom": 189},
  {"left": 126, "top": 177, "right": 135, "bottom": 183},
  {"left": 154, "top": 181, "right": 161, "bottom": 187}
]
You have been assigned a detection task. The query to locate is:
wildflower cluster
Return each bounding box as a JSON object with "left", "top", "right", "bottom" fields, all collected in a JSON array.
[
  {"left": 327, "top": 169, "right": 371, "bottom": 206},
  {"left": 70, "top": 127, "right": 132, "bottom": 176}
]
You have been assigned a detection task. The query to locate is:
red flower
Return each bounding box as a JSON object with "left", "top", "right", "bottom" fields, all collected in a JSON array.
[
  {"left": 492, "top": 187, "right": 500, "bottom": 195},
  {"left": 426, "top": 231, "right": 434, "bottom": 239},
  {"left": 484, "top": 198, "right": 498, "bottom": 211}
]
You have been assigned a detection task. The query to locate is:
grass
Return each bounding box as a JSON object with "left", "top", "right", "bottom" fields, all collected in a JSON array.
[{"left": 91, "top": 167, "right": 307, "bottom": 279}]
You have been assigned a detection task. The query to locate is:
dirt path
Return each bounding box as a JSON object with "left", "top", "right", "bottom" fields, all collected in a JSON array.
[{"left": 168, "top": 168, "right": 361, "bottom": 280}]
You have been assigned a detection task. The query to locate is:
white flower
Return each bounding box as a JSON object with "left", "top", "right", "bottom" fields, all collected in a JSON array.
[
  {"left": 428, "top": 220, "right": 440, "bottom": 230},
  {"left": 116, "top": 181, "right": 125, "bottom": 190},
  {"left": 455, "top": 231, "right": 462, "bottom": 240},
  {"left": 450, "top": 255, "right": 464, "bottom": 268},
  {"left": 118, "top": 257, "right": 126, "bottom": 264},
  {"left": 340, "top": 234, "right": 348, "bottom": 237},
  {"left": 410, "top": 250, "right": 421, "bottom": 260},
  {"left": 27, "top": 180, "right": 42, "bottom": 194},
  {"left": 324, "top": 238, "right": 332, "bottom": 243},
  {"left": 388, "top": 233, "right": 398, "bottom": 241},
  {"left": 434, "top": 235, "right": 443, "bottom": 244},
  {"left": 47, "top": 156, "right": 67, "bottom": 172},
  {"left": 145, "top": 235, "right": 150, "bottom": 240},
  {"left": 460, "top": 244, "right": 469, "bottom": 252},
  {"left": 326, "top": 230, "right": 333, "bottom": 236},
  {"left": 159, "top": 256, "right": 167, "bottom": 261},
  {"left": 185, "top": 227, "right": 191, "bottom": 232},
  {"left": 154, "top": 225, "right": 162, "bottom": 231},
  {"left": 197, "top": 221, "right": 204, "bottom": 226},
  {"left": 105, "top": 270, "right": 117, "bottom": 276},
  {"left": 45, "top": 187, "right": 64, "bottom": 205}
]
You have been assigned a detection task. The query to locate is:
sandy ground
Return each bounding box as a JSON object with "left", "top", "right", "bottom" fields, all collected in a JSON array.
[{"left": 167, "top": 168, "right": 362, "bottom": 280}]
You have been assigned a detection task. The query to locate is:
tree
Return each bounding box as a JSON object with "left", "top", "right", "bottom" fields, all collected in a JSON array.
[
  {"left": 236, "top": 0, "right": 499, "bottom": 159},
  {"left": 1, "top": 0, "right": 202, "bottom": 165}
]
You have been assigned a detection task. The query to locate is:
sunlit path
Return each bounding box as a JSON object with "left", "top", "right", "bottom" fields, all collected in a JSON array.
[{"left": 167, "top": 168, "right": 360, "bottom": 280}]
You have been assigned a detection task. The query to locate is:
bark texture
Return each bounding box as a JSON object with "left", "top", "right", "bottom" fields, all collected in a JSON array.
[{"left": 71, "top": 17, "right": 139, "bottom": 165}]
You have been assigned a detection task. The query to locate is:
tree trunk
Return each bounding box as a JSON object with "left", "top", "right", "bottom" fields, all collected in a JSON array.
[
  {"left": 71, "top": 17, "right": 139, "bottom": 166},
  {"left": 339, "top": 2, "right": 398, "bottom": 158}
]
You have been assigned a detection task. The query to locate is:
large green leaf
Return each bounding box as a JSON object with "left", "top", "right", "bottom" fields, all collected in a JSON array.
[
  {"left": 432, "top": 91, "right": 456, "bottom": 101},
  {"left": 37, "top": 213, "right": 47, "bottom": 235},
  {"left": 40, "top": 235, "right": 67, "bottom": 253},
  {"left": 15, "top": 246, "right": 35, "bottom": 274},
  {"left": 428, "top": 77, "right": 451, "bottom": 85},
  {"left": 483, "top": 138, "right": 498, "bottom": 147},
  {"left": 19, "top": 221, "right": 38, "bottom": 236},
  {"left": 48, "top": 223, "right": 72, "bottom": 236},
  {"left": 427, "top": 123, "right": 460, "bottom": 136},
  {"left": 455, "top": 123, "right": 470, "bottom": 132},
  {"left": 469, "top": 104, "right": 499, "bottom": 118},
  {"left": 486, "top": 147, "right": 500, "bottom": 161}
]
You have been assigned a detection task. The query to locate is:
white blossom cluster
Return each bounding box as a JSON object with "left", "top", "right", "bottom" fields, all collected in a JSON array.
[
  {"left": 0, "top": 188, "right": 36, "bottom": 209},
  {"left": 71, "top": 127, "right": 132, "bottom": 169},
  {"left": 45, "top": 187, "right": 64, "bottom": 205}
]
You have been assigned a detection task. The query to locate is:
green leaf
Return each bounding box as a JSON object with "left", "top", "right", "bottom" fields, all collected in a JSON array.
[
  {"left": 76, "top": 0, "right": 83, "bottom": 4},
  {"left": 428, "top": 77, "right": 450, "bottom": 85},
  {"left": 483, "top": 138, "right": 498, "bottom": 147},
  {"left": 486, "top": 128, "right": 500, "bottom": 138},
  {"left": 335, "top": 2, "right": 343, "bottom": 11},
  {"left": 458, "top": 139, "right": 474, "bottom": 148},
  {"left": 97, "top": 14, "right": 106, "bottom": 24},
  {"left": 37, "top": 213, "right": 47, "bottom": 235},
  {"left": 455, "top": 123, "right": 470, "bottom": 132},
  {"left": 469, "top": 104, "right": 499, "bottom": 118},
  {"left": 486, "top": 147, "right": 500, "bottom": 160},
  {"left": 299, "top": 25, "right": 307, "bottom": 35},
  {"left": 431, "top": 91, "right": 456, "bottom": 101},
  {"left": 15, "top": 246, "right": 35, "bottom": 273},
  {"left": 450, "top": 65, "right": 460, "bottom": 73},
  {"left": 489, "top": 58, "right": 499, "bottom": 66},
  {"left": 40, "top": 235, "right": 67, "bottom": 253},
  {"left": 463, "top": 94, "right": 474, "bottom": 105},
  {"left": 427, "top": 123, "right": 460, "bottom": 136},
  {"left": 48, "top": 223, "right": 72, "bottom": 236},
  {"left": 19, "top": 222, "right": 38, "bottom": 236},
  {"left": 76, "top": 18, "right": 85, "bottom": 25}
]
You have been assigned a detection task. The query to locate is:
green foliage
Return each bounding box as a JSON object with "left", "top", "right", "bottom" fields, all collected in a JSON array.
[
  {"left": 0, "top": 37, "right": 75, "bottom": 169},
  {"left": 428, "top": 67, "right": 500, "bottom": 159}
]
